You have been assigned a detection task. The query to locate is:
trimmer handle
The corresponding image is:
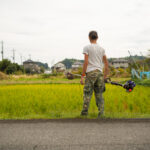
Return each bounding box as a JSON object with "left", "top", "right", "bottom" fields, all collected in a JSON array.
[
  {"left": 104, "top": 78, "right": 111, "bottom": 83},
  {"left": 104, "top": 78, "right": 123, "bottom": 87}
]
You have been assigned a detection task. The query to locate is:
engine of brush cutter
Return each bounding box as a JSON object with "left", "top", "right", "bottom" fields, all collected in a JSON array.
[{"left": 123, "top": 80, "right": 136, "bottom": 92}]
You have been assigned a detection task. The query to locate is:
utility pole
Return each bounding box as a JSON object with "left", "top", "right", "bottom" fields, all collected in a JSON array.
[
  {"left": 12, "top": 49, "right": 15, "bottom": 63},
  {"left": 20, "top": 54, "right": 23, "bottom": 65},
  {"left": 1, "top": 41, "right": 4, "bottom": 60}
]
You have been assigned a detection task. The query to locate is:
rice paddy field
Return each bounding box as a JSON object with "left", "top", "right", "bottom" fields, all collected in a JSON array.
[{"left": 0, "top": 83, "right": 150, "bottom": 119}]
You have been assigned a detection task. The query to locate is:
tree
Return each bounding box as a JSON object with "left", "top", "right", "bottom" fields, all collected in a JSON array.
[
  {"left": 34, "top": 62, "right": 49, "bottom": 69},
  {"left": 0, "top": 59, "right": 11, "bottom": 72},
  {"left": 6, "top": 64, "right": 17, "bottom": 74},
  {"left": 0, "top": 59, "right": 24, "bottom": 74}
]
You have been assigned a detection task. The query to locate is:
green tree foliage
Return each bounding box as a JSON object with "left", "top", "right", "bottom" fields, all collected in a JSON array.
[
  {"left": 0, "top": 59, "right": 11, "bottom": 72},
  {"left": 0, "top": 59, "right": 24, "bottom": 74},
  {"left": 61, "top": 59, "right": 83, "bottom": 69},
  {"left": 61, "top": 59, "right": 76, "bottom": 69},
  {"left": 6, "top": 64, "right": 17, "bottom": 74},
  {"left": 109, "top": 66, "right": 116, "bottom": 77},
  {"left": 118, "top": 68, "right": 125, "bottom": 74},
  {"left": 35, "top": 62, "right": 49, "bottom": 69}
]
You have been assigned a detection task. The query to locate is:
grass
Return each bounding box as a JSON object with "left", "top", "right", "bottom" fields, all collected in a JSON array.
[
  {"left": 0, "top": 75, "right": 81, "bottom": 85},
  {"left": 0, "top": 83, "right": 150, "bottom": 119},
  {"left": 0, "top": 75, "right": 130, "bottom": 85},
  {"left": 133, "top": 79, "right": 150, "bottom": 86}
]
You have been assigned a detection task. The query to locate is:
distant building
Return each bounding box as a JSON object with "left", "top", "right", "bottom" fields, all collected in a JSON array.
[
  {"left": 23, "top": 59, "right": 41, "bottom": 73},
  {"left": 44, "top": 70, "right": 52, "bottom": 74},
  {"left": 51, "top": 62, "right": 66, "bottom": 72},
  {"left": 72, "top": 61, "right": 83, "bottom": 70},
  {"left": 110, "top": 59, "right": 129, "bottom": 68}
]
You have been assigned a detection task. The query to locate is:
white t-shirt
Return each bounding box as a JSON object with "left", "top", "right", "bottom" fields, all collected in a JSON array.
[{"left": 83, "top": 43, "right": 105, "bottom": 73}]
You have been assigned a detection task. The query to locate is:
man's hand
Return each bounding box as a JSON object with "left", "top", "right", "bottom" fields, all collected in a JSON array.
[{"left": 80, "top": 76, "right": 84, "bottom": 85}]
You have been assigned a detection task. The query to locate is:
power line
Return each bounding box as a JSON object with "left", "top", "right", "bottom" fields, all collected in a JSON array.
[{"left": 12, "top": 49, "right": 16, "bottom": 63}]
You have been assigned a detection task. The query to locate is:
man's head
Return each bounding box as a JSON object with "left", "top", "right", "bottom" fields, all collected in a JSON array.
[{"left": 89, "top": 31, "right": 98, "bottom": 43}]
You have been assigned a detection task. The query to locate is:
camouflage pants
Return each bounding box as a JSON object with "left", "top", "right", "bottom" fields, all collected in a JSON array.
[{"left": 81, "top": 70, "right": 104, "bottom": 115}]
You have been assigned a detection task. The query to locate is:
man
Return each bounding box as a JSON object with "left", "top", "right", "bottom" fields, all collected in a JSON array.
[{"left": 80, "top": 31, "right": 109, "bottom": 117}]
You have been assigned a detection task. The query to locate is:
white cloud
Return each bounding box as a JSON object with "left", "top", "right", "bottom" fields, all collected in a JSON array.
[{"left": 0, "top": 0, "right": 150, "bottom": 66}]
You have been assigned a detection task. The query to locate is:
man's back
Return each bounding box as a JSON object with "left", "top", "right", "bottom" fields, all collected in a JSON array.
[{"left": 83, "top": 43, "right": 105, "bottom": 73}]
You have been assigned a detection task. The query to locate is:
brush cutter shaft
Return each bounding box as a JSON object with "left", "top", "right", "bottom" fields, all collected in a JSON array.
[
  {"left": 104, "top": 78, "right": 123, "bottom": 86},
  {"left": 110, "top": 82, "right": 123, "bottom": 87}
]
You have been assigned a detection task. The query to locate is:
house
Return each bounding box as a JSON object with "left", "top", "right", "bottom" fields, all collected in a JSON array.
[
  {"left": 51, "top": 62, "right": 66, "bottom": 72},
  {"left": 23, "top": 59, "right": 41, "bottom": 73},
  {"left": 72, "top": 61, "right": 83, "bottom": 70},
  {"left": 110, "top": 59, "right": 129, "bottom": 68}
]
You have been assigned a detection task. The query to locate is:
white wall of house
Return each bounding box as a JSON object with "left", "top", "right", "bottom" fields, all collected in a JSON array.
[
  {"left": 72, "top": 62, "right": 83, "bottom": 70},
  {"left": 112, "top": 62, "right": 128, "bottom": 68},
  {"left": 52, "top": 62, "right": 66, "bottom": 72}
]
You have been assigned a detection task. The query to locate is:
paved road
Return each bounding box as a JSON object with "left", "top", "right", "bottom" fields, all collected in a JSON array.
[{"left": 0, "top": 119, "right": 150, "bottom": 150}]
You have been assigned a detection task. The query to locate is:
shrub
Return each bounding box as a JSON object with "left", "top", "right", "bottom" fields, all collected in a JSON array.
[
  {"left": 118, "top": 68, "right": 125, "bottom": 74},
  {"left": 6, "top": 64, "right": 17, "bottom": 74},
  {"left": 41, "top": 74, "right": 52, "bottom": 79}
]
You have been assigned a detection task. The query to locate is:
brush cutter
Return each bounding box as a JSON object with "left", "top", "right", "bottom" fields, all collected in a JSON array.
[
  {"left": 104, "top": 78, "right": 136, "bottom": 92},
  {"left": 66, "top": 72, "right": 136, "bottom": 92}
]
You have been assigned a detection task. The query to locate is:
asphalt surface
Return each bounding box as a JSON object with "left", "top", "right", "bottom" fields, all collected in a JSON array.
[{"left": 0, "top": 119, "right": 150, "bottom": 150}]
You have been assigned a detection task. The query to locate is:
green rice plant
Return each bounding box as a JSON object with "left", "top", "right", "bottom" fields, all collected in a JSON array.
[{"left": 0, "top": 84, "right": 149, "bottom": 119}]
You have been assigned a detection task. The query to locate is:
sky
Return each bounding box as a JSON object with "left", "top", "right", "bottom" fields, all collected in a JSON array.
[{"left": 0, "top": 0, "right": 150, "bottom": 66}]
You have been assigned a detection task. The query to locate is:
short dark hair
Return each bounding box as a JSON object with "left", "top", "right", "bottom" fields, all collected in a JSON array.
[{"left": 89, "top": 31, "right": 98, "bottom": 40}]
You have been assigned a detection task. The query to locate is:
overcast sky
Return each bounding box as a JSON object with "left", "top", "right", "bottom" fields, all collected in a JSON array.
[{"left": 0, "top": 0, "right": 150, "bottom": 66}]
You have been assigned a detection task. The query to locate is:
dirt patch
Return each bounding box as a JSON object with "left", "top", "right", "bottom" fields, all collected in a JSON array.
[{"left": 0, "top": 72, "right": 8, "bottom": 80}]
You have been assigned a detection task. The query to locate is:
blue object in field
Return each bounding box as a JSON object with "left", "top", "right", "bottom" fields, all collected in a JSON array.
[{"left": 140, "top": 71, "right": 150, "bottom": 79}]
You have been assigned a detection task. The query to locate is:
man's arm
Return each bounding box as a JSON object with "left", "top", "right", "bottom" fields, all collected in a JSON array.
[
  {"left": 82, "top": 54, "right": 88, "bottom": 76},
  {"left": 80, "top": 54, "right": 88, "bottom": 84},
  {"left": 103, "top": 55, "right": 109, "bottom": 79}
]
